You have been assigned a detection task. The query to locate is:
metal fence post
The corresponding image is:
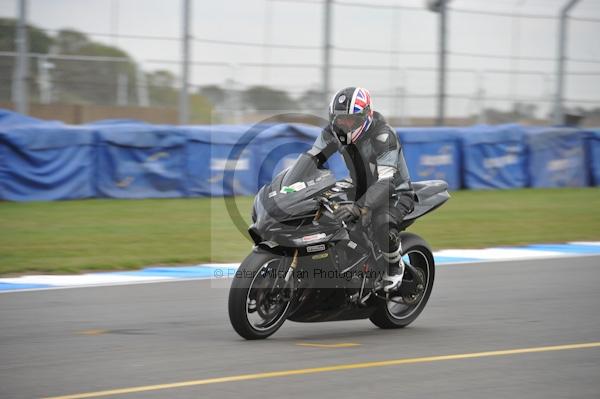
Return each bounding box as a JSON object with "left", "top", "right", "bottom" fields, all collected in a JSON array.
[
  {"left": 323, "top": 0, "right": 332, "bottom": 109},
  {"left": 14, "top": 0, "right": 29, "bottom": 115},
  {"left": 427, "top": 0, "right": 450, "bottom": 126},
  {"left": 438, "top": 1, "right": 448, "bottom": 126},
  {"left": 179, "top": 0, "right": 191, "bottom": 125},
  {"left": 554, "top": 0, "right": 580, "bottom": 125}
]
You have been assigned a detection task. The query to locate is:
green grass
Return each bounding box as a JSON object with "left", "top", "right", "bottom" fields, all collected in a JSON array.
[{"left": 0, "top": 188, "right": 598, "bottom": 275}]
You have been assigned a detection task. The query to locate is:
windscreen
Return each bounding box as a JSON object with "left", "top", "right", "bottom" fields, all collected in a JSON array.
[{"left": 281, "top": 153, "right": 326, "bottom": 187}]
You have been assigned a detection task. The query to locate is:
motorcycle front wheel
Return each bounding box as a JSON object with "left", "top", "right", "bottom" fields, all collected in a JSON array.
[{"left": 228, "top": 249, "right": 291, "bottom": 340}]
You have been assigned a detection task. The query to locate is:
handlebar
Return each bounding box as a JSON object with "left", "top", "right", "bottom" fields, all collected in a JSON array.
[
  {"left": 314, "top": 195, "right": 375, "bottom": 255},
  {"left": 314, "top": 195, "right": 356, "bottom": 231},
  {"left": 315, "top": 195, "right": 353, "bottom": 213}
]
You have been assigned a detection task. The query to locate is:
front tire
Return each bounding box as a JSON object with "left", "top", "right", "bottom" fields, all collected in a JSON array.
[
  {"left": 228, "top": 249, "right": 291, "bottom": 340},
  {"left": 369, "top": 233, "right": 435, "bottom": 329}
]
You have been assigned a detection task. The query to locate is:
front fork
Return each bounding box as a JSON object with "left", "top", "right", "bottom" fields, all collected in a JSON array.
[
  {"left": 284, "top": 249, "right": 299, "bottom": 283},
  {"left": 279, "top": 249, "right": 299, "bottom": 301}
]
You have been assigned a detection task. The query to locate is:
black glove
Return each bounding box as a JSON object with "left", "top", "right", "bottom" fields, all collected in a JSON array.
[
  {"left": 359, "top": 206, "right": 372, "bottom": 228},
  {"left": 334, "top": 204, "right": 371, "bottom": 227}
]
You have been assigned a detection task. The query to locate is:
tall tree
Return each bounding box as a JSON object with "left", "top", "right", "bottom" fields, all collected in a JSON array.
[
  {"left": 198, "top": 85, "right": 227, "bottom": 108},
  {"left": 51, "top": 29, "right": 136, "bottom": 104},
  {"left": 0, "top": 18, "right": 53, "bottom": 102},
  {"left": 243, "top": 85, "right": 298, "bottom": 112},
  {"left": 0, "top": 19, "right": 213, "bottom": 122}
]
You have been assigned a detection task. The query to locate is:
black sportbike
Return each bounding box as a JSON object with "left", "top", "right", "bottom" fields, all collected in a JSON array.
[{"left": 228, "top": 157, "right": 449, "bottom": 339}]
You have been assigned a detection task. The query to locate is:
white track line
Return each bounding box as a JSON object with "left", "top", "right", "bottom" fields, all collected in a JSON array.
[{"left": 2, "top": 245, "right": 599, "bottom": 294}]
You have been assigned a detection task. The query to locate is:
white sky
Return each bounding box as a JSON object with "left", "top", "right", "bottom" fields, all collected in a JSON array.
[{"left": 1, "top": 0, "right": 599, "bottom": 117}]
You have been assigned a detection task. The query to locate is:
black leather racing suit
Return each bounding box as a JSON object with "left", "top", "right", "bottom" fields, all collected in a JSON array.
[{"left": 307, "top": 111, "right": 414, "bottom": 264}]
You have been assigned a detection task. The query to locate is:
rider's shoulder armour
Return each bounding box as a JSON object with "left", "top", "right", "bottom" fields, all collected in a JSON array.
[{"left": 369, "top": 113, "right": 399, "bottom": 154}]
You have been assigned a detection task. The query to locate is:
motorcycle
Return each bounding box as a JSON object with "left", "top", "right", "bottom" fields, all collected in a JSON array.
[{"left": 228, "top": 156, "right": 450, "bottom": 339}]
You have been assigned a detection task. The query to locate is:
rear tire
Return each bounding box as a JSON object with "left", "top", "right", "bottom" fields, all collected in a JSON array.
[
  {"left": 369, "top": 233, "right": 435, "bottom": 329},
  {"left": 228, "top": 249, "right": 290, "bottom": 340}
]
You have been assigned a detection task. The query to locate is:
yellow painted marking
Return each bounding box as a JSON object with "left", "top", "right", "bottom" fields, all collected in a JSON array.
[
  {"left": 296, "top": 342, "right": 361, "bottom": 348},
  {"left": 43, "top": 341, "right": 600, "bottom": 399},
  {"left": 77, "top": 329, "right": 108, "bottom": 336}
]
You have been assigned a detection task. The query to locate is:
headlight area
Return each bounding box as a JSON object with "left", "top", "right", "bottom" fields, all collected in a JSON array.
[{"left": 291, "top": 233, "right": 331, "bottom": 246}]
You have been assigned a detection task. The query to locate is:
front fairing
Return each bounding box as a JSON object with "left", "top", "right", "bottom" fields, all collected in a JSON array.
[{"left": 250, "top": 166, "right": 347, "bottom": 247}]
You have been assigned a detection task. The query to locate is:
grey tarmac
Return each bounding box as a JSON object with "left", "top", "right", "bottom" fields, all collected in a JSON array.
[{"left": 1, "top": 255, "right": 599, "bottom": 399}]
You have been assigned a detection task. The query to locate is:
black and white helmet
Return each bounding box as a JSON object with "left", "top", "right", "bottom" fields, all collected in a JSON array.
[{"left": 329, "top": 87, "right": 373, "bottom": 146}]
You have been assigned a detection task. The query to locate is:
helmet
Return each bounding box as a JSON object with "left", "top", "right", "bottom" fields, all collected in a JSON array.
[{"left": 329, "top": 87, "right": 373, "bottom": 145}]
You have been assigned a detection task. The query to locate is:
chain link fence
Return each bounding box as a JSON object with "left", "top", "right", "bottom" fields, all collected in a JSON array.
[{"left": 1, "top": 0, "right": 599, "bottom": 125}]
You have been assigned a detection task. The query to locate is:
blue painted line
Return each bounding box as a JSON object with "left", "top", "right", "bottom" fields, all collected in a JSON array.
[
  {"left": 0, "top": 283, "right": 53, "bottom": 291},
  {"left": 523, "top": 244, "right": 600, "bottom": 254},
  {"left": 1, "top": 243, "right": 599, "bottom": 293},
  {"left": 434, "top": 256, "right": 481, "bottom": 264},
  {"left": 115, "top": 269, "right": 214, "bottom": 278},
  {"left": 114, "top": 265, "right": 238, "bottom": 279}
]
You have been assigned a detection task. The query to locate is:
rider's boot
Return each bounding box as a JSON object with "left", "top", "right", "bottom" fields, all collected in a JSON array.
[{"left": 382, "top": 242, "right": 404, "bottom": 293}]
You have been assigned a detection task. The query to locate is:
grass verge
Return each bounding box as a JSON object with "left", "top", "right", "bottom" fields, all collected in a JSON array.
[{"left": 0, "top": 188, "right": 598, "bottom": 275}]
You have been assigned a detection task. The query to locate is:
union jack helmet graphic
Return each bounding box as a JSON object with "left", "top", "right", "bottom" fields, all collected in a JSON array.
[{"left": 329, "top": 87, "right": 373, "bottom": 146}]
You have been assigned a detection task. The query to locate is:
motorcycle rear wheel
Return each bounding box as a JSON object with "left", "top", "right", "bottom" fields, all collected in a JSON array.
[
  {"left": 369, "top": 232, "right": 435, "bottom": 329},
  {"left": 228, "top": 249, "right": 291, "bottom": 340}
]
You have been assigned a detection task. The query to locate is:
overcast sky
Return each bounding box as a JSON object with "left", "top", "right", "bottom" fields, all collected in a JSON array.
[{"left": 1, "top": 0, "right": 599, "bottom": 117}]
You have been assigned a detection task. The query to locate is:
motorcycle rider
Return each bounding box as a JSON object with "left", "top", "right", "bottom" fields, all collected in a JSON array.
[{"left": 303, "top": 87, "right": 414, "bottom": 292}]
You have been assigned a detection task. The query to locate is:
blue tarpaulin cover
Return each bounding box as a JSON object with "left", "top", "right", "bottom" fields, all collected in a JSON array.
[
  {"left": 94, "top": 123, "right": 188, "bottom": 199},
  {"left": 182, "top": 124, "right": 258, "bottom": 197},
  {"left": 0, "top": 108, "right": 596, "bottom": 201},
  {"left": 0, "top": 109, "right": 46, "bottom": 126},
  {"left": 253, "top": 124, "right": 316, "bottom": 190},
  {"left": 461, "top": 124, "right": 527, "bottom": 189},
  {"left": 588, "top": 129, "right": 600, "bottom": 186},
  {"left": 396, "top": 127, "right": 462, "bottom": 190},
  {"left": 0, "top": 123, "right": 96, "bottom": 201},
  {"left": 253, "top": 123, "right": 348, "bottom": 186},
  {"left": 524, "top": 127, "right": 589, "bottom": 188},
  {"left": 181, "top": 123, "right": 346, "bottom": 197}
]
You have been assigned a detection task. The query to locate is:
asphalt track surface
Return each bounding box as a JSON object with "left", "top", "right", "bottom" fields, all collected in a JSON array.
[{"left": 1, "top": 256, "right": 599, "bottom": 399}]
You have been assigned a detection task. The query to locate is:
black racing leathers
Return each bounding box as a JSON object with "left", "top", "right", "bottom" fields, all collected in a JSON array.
[
  {"left": 307, "top": 111, "right": 412, "bottom": 210},
  {"left": 306, "top": 112, "right": 413, "bottom": 270}
]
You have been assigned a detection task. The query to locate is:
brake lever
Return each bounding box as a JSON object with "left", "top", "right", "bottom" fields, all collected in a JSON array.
[
  {"left": 316, "top": 196, "right": 348, "bottom": 229},
  {"left": 316, "top": 196, "right": 336, "bottom": 214}
]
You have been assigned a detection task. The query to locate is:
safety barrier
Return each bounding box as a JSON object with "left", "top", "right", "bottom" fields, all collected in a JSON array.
[{"left": 0, "top": 109, "right": 597, "bottom": 201}]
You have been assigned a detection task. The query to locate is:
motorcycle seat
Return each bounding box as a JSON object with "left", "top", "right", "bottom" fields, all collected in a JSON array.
[
  {"left": 411, "top": 180, "right": 448, "bottom": 203},
  {"left": 401, "top": 180, "right": 450, "bottom": 223}
]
